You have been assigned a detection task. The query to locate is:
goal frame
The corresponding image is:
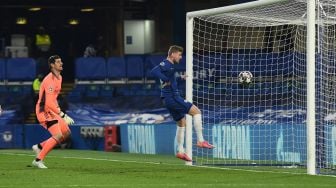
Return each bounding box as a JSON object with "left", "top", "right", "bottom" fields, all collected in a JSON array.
[{"left": 185, "top": 0, "right": 316, "bottom": 175}]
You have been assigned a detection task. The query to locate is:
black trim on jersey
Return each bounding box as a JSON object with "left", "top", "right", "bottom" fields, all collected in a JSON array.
[
  {"left": 39, "top": 90, "right": 46, "bottom": 113},
  {"left": 46, "top": 120, "right": 58, "bottom": 129}
]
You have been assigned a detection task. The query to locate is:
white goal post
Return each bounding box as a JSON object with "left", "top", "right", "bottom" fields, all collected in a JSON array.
[{"left": 186, "top": 0, "right": 319, "bottom": 175}]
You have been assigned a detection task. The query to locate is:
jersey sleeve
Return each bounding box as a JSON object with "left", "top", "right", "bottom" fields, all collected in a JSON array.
[{"left": 150, "top": 63, "right": 170, "bottom": 82}]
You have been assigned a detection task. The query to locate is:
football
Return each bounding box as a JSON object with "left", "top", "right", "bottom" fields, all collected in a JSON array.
[{"left": 238, "top": 71, "right": 253, "bottom": 85}]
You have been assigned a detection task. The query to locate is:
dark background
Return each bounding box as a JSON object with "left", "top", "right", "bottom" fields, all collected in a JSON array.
[{"left": 0, "top": 0, "right": 253, "bottom": 80}]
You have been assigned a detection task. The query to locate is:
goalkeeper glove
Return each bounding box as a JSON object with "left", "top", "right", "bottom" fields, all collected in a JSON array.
[{"left": 59, "top": 111, "right": 75, "bottom": 125}]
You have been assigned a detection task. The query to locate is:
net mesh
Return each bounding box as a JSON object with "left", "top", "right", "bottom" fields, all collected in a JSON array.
[{"left": 190, "top": 0, "right": 336, "bottom": 174}]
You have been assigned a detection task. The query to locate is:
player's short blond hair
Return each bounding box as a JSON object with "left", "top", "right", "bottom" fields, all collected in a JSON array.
[{"left": 168, "top": 45, "right": 183, "bottom": 56}]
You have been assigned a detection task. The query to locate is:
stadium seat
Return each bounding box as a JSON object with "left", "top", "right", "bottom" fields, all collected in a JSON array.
[
  {"left": 145, "top": 55, "right": 165, "bottom": 83},
  {"left": 193, "top": 54, "right": 224, "bottom": 84},
  {"left": 75, "top": 57, "right": 107, "bottom": 84},
  {"left": 0, "top": 59, "right": 5, "bottom": 85},
  {"left": 67, "top": 85, "right": 85, "bottom": 102},
  {"left": 6, "top": 58, "right": 36, "bottom": 85},
  {"left": 115, "top": 85, "right": 131, "bottom": 96},
  {"left": 252, "top": 53, "right": 275, "bottom": 77},
  {"left": 142, "top": 84, "right": 160, "bottom": 96},
  {"left": 106, "top": 57, "right": 127, "bottom": 84},
  {"left": 126, "top": 56, "right": 144, "bottom": 84},
  {"left": 21, "top": 85, "right": 32, "bottom": 95},
  {"left": 100, "top": 85, "right": 114, "bottom": 98},
  {"left": 275, "top": 52, "right": 294, "bottom": 76}
]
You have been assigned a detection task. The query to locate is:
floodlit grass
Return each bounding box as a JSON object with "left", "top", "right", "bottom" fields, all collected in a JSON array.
[{"left": 0, "top": 149, "right": 335, "bottom": 187}]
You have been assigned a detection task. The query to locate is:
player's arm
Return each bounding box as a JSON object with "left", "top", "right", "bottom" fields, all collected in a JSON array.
[
  {"left": 180, "top": 73, "right": 188, "bottom": 80},
  {"left": 44, "top": 84, "right": 74, "bottom": 125},
  {"left": 150, "top": 65, "right": 170, "bottom": 82}
]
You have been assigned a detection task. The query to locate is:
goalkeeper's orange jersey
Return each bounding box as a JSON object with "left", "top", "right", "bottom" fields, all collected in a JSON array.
[{"left": 35, "top": 72, "right": 62, "bottom": 116}]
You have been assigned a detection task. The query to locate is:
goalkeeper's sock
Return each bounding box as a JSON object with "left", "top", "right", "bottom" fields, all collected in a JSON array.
[
  {"left": 37, "top": 137, "right": 58, "bottom": 160},
  {"left": 39, "top": 141, "right": 46, "bottom": 149},
  {"left": 37, "top": 143, "right": 43, "bottom": 149},
  {"left": 193, "top": 114, "right": 204, "bottom": 142},
  {"left": 176, "top": 126, "right": 185, "bottom": 153}
]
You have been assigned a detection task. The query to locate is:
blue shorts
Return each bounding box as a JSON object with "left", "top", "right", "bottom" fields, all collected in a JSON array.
[{"left": 163, "top": 96, "right": 193, "bottom": 121}]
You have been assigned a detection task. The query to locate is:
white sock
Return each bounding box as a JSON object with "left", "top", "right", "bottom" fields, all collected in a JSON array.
[
  {"left": 176, "top": 126, "right": 185, "bottom": 153},
  {"left": 193, "top": 114, "right": 204, "bottom": 142}
]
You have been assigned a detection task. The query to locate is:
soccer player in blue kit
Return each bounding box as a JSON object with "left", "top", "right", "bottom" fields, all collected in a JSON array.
[{"left": 151, "top": 45, "right": 214, "bottom": 162}]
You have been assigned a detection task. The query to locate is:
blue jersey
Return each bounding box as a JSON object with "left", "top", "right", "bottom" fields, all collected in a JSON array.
[{"left": 150, "top": 59, "right": 179, "bottom": 98}]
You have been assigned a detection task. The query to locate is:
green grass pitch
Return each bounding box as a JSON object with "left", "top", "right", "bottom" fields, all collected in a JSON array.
[{"left": 0, "top": 149, "right": 335, "bottom": 187}]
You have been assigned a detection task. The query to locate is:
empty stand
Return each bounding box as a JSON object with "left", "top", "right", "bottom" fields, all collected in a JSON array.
[
  {"left": 145, "top": 55, "right": 165, "bottom": 84},
  {"left": 0, "top": 59, "right": 5, "bottom": 85},
  {"left": 6, "top": 58, "right": 36, "bottom": 85},
  {"left": 106, "top": 57, "right": 127, "bottom": 84},
  {"left": 126, "top": 56, "right": 144, "bottom": 84},
  {"left": 75, "top": 57, "right": 107, "bottom": 84}
]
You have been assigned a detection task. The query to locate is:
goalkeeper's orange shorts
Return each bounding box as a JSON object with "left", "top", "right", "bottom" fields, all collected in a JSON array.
[{"left": 36, "top": 110, "right": 69, "bottom": 133}]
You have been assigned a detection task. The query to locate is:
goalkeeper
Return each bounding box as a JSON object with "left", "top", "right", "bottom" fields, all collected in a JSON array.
[
  {"left": 32, "top": 55, "right": 74, "bottom": 169},
  {"left": 151, "top": 45, "right": 214, "bottom": 162}
]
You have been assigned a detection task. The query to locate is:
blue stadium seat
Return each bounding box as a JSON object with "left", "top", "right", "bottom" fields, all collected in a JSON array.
[
  {"left": 252, "top": 53, "right": 277, "bottom": 77},
  {"left": 227, "top": 53, "right": 295, "bottom": 77},
  {"left": 21, "top": 85, "right": 32, "bottom": 95},
  {"left": 100, "top": 85, "right": 114, "bottom": 98},
  {"left": 85, "top": 85, "right": 100, "bottom": 98},
  {"left": 0, "top": 59, "right": 5, "bottom": 85},
  {"left": 75, "top": 57, "right": 107, "bottom": 84},
  {"left": 193, "top": 54, "right": 224, "bottom": 84},
  {"left": 115, "top": 85, "right": 131, "bottom": 96},
  {"left": 142, "top": 84, "right": 160, "bottom": 96},
  {"left": 67, "top": 85, "right": 86, "bottom": 102},
  {"left": 145, "top": 55, "right": 165, "bottom": 83},
  {"left": 6, "top": 58, "right": 36, "bottom": 84},
  {"left": 107, "top": 57, "right": 127, "bottom": 84},
  {"left": 126, "top": 56, "right": 144, "bottom": 84},
  {"left": 274, "top": 53, "right": 294, "bottom": 76},
  {"left": 7, "top": 85, "right": 23, "bottom": 96}
]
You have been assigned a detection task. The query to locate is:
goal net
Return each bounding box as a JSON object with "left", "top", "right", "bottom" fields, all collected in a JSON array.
[{"left": 186, "top": 0, "right": 336, "bottom": 174}]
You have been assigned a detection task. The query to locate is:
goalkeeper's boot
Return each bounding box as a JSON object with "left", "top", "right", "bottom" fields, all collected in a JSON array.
[
  {"left": 176, "top": 153, "right": 192, "bottom": 162},
  {"left": 32, "top": 144, "right": 41, "bottom": 157},
  {"left": 32, "top": 160, "right": 48, "bottom": 169},
  {"left": 197, "top": 141, "right": 214, "bottom": 149}
]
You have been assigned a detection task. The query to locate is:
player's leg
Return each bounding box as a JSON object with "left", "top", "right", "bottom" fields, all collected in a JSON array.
[
  {"left": 33, "top": 114, "right": 71, "bottom": 155},
  {"left": 164, "top": 97, "right": 191, "bottom": 161},
  {"left": 176, "top": 117, "right": 192, "bottom": 161},
  {"left": 32, "top": 112, "right": 49, "bottom": 156},
  {"left": 176, "top": 118, "right": 186, "bottom": 153},
  {"left": 32, "top": 120, "right": 63, "bottom": 169},
  {"left": 188, "top": 104, "right": 214, "bottom": 149},
  {"left": 58, "top": 116, "right": 71, "bottom": 146}
]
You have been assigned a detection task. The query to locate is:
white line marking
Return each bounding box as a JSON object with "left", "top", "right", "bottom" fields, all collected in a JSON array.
[{"left": 1, "top": 151, "right": 335, "bottom": 177}]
